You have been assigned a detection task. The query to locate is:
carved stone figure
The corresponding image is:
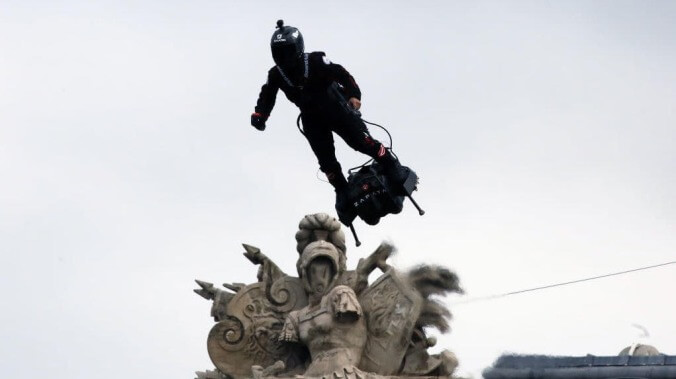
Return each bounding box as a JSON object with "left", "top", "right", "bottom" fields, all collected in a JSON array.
[{"left": 194, "top": 213, "right": 463, "bottom": 379}]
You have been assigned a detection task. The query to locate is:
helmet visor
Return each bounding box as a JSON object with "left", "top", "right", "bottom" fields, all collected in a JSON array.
[{"left": 272, "top": 43, "right": 299, "bottom": 69}]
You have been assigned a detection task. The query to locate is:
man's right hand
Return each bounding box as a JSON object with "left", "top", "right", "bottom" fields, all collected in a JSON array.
[{"left": 251, "top": 112, "right": 266, "bottom": 131}]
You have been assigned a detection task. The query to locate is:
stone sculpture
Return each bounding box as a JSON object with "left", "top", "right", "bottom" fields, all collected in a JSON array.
[{"left": 194, "top": 213, "right": 463, "bottom": 379}]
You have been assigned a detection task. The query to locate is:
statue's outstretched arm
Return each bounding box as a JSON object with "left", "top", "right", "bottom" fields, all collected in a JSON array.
[
  {"left": 356, "top": 242, "right": 394, "bottom": 276},
  {"left": 352, "top": 242, "right": 394, "bottom": 293}
]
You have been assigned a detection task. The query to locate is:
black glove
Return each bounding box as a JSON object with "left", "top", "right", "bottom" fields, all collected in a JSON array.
[{"left": 251, "top": 112, "right": 266, "bottom": 131}]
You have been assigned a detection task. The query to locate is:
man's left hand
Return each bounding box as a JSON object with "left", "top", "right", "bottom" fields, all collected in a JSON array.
[{"left": 348, "top": 97, "right": 361, "bottom": 111}]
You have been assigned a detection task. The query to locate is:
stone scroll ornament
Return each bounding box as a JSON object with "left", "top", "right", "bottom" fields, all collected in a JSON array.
[{"left": 194, "top": 213, "right": 464, "bottom": 379}]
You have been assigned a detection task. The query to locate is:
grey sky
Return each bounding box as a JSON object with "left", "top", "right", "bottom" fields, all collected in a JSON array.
[{"left": 1, "top": 1, "right": 675, "bottom": 378}]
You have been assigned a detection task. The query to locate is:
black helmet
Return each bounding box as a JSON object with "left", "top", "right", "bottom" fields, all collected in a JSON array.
[{"left": 270, "top": 20, "right": 304, "bottom": 69}]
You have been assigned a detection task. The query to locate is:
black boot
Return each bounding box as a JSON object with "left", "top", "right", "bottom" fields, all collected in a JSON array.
[
  {"left": 326, "top": 171, "right": 352, "bottom": 220},
  {"left": 335, "top": 187, "right": 350, "bottom": 214}
]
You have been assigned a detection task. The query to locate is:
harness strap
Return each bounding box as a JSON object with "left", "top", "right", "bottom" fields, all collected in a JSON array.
[{"left": 276, "top": 53, "right": 309, "bottom": 88}]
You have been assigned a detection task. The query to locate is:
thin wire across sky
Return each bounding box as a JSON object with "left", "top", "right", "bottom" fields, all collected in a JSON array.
[{"left": 452, "top": 260, "right": 676, "bottom": 306}]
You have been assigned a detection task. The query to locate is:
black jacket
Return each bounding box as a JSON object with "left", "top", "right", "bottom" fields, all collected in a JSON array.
[{"left": 255, "top": 52, "right": 361, "bottom": 118}]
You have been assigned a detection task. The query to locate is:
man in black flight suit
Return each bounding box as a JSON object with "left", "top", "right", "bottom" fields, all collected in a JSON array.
[{"left": 251, "top": 20, "right": 405, "bottom": 219}]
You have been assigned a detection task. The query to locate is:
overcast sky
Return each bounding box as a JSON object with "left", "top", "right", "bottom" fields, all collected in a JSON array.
[{"left": 1, "top": 1, "right": 675, "bottom": 378}]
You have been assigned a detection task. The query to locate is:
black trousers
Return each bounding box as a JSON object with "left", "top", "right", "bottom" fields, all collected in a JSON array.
[{"left": 301, "top": 111, "right": 387, "bottom": 180}]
